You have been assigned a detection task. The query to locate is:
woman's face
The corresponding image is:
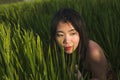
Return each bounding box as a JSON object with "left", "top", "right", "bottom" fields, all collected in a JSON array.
[{"left": 56, "top": 21, "right": 80, "bottom": 54}]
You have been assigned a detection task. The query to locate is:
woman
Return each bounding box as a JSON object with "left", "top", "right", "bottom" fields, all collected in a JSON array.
[{"left": 50, "top": 8, "right": 116, "bottom": 80}]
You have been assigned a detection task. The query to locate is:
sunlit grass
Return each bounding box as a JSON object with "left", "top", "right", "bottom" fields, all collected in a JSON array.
[{"left": 0, "top": 23, "right": 86, "bottom": 80}]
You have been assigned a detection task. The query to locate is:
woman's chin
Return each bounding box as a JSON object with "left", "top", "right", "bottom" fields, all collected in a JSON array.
[{"left": 65, "top": 51, "right": 73, "bottom": 54}]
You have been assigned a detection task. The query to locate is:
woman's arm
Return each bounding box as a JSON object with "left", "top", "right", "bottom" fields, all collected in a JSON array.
[{"left": 87, "top": 40, "right": 108, "bottom": 80}]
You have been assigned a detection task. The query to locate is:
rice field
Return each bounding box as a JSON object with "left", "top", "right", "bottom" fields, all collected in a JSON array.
[{"left": 0, "top": 0, "right": 120, "bottom": 79}]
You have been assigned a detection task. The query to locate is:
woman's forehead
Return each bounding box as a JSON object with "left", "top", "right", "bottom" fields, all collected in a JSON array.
[{"left": 57, "top": 21, "right": 75, "bottom": 31}]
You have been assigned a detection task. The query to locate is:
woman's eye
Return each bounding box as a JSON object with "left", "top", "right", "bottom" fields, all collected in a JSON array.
[
  {"left": 70, "top": 32, "right": 76, "bottom": 35},
  {"left": 56, "top": 34, "right": 64, "bottom": 37}
]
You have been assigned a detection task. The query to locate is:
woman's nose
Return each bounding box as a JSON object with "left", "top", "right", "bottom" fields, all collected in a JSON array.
[{"left": 63, "top": 35, "right": 70, "bottom": 44}]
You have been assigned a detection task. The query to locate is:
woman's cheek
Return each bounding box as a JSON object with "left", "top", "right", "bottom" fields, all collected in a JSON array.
[{"left": 56, "top": 38, "right": 63, "bottom": 46}]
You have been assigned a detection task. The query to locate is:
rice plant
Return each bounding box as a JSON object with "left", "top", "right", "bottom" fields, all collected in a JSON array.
[{"left": 0, "top": 23, "right": 85, "bottom": 80}]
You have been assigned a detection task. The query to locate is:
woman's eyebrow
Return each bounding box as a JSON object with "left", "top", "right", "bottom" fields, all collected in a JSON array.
[
  {"left": 57, "top": 29, "right": 76, "bottom": 33},
  {"left": 56, "top": 31, "right": 64, "bottom": 33},
  {"left": 69, "top": 29, "right": 76, "bottom": 32}
]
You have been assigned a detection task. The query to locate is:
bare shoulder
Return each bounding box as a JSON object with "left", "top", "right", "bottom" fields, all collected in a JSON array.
[
  {"left": 86, "top": 40, "right": 108, "bottom": 79},
  {"left": 85, "top": 40, "right": 117, "bottom": 79},
  {"left": 87, "top": 40, "right": 107, "bottom": 62}
]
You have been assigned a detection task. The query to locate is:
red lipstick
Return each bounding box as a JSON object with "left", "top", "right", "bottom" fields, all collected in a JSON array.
[{"left": 64, "top": 46, "right": 72, "bottom": 51}]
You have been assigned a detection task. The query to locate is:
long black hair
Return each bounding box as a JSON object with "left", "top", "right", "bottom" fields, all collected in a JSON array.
[{"left": 50, "top": 8, "right": 89, "bottom": 68}]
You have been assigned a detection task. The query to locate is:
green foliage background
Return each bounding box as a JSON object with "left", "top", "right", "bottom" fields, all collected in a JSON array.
[{"left": 0, "top": 0, "right": 120, "bottom": 79}]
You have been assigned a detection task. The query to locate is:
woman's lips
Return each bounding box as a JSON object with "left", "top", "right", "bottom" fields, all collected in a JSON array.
[{"left": 64, "top": 46, "right": 72, "bottom": 51}]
